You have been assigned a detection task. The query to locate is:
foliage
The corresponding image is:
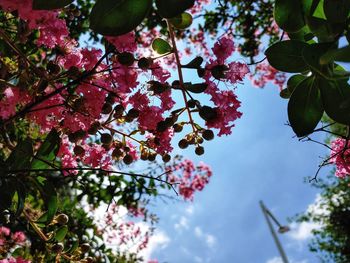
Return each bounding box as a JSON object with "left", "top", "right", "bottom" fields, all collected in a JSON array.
[{"left": 295, "top": 173, "right": 350, "bottom": 263}]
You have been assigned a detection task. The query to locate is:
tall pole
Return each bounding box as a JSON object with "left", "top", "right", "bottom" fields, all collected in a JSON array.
[{"left": 260, "top": 201, "right": 289, "bottom": 263}]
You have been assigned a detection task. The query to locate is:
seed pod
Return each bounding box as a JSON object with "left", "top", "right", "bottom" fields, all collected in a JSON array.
[
  {"left": 162, "top": 154, "right": 171, "bottom": 163},
  {"left": 138, "top": 57, "right": 152, "bottom": 70},
  {"left": 195, "top": 146, "right": 204, "bottom": 155},
  {"left": 101, "top": 103, "right": 113, "bottom": 114},
  {"left": 73, "top": 145, "right": 85, "bottom": 157},
  {"left": 123, "top": 154, "right": 133, "bottom": 165},
  {"left": 101, "top": 133, "right": 113, "bottom": 145},
  {"left": 112, "top": 148, "right": 123, "bottom": 159},
  {"left": 140, "top": 149, "right": 149, "bottom": 160},
  {"left": 173, "top": 123, "right": 183, "bottom": 133},
  {"left": 202, "top": 129, "right": 214, "bottom": 141},
  {"left": 178, "top": 139, "right": 188, "bottom": 149},
  {"left": 127, "top": 108, "right": 139, "bottom": 119},
  {"left": 114, "top": 104, "right": 124, "bottom": 118},
  {"left": 148, "top": 152, "right": 157, "bottom": 161},
  {"left": 118, "top": 52, "right": 135, "bottom": 66}
]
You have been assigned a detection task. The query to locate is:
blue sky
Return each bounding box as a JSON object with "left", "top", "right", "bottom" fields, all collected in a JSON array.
[{"left": 142, "top": 79, "right": 330, "bottom": 263}]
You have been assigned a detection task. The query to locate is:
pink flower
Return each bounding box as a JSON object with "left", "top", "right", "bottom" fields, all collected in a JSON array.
[
  {"left": 106, "top": 32, "right": 137, "bottom": 52},
  {"left": 0, "top": 226, "right": 10, "bottom": 236},
  {"left": 12, "top": 231, "right": 26, "bottom": 244},
  {"left": 330, "top": 138, "right": 350, "bottom": 178},
  {"left": 212, "top": 36, "right": 235, "bottom": 63}
]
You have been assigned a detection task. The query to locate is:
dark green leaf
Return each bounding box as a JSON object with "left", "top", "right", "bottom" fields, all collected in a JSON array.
[
  {"left": 6, "top": 139, "right": 33, "bottom": 170},
  {"left": 274, "top": 0, "right": 305, "bottom": 32},
  {"left": 324, "top": 0, "right": 350, "bottom": 23},
  {"left": 182, "top": 57, "right": 203, "bottom": 69},
  {"left": 152, "top": 38, "right": 172, "bottom": 54},
  {"left": 320, "top": 45, "right": 350, "bottom": 65},
  {"left": 169, "top": 12, "right": 193, "bottom": 29},
  {"left": 15, "top": 183, "right": 26, "bottom": 217},
  {"left": 0, "top": 180, "right": 15, "bottom": 211},
  {"left": 319, "top": 78, "right": 350, "bottom": 124},
  {"left": 280, "top": 74, "right": 307, "bottom": 99},
  {"left": 288, "top": 77, "right": 324, "bottom": 137},
  {"left": 35, "top": 179, "right": 58, "bottom": 224},
  {"left": 55, "top": 226, "right": 68, "bottom": 242},
  {"left": 32, "top": 0, "right": 73, "bottom": 10},
  {"left": 32, "top": 129, "right": 60, "bottom": 170},
  {"left": 156, "top": 0, "right": 195, "bottom": 18},
  {"left": 302, "top": 43, "right": 333, "bottom": 77},
  {"left": 184, "top": 83, "right": 208, "bottom": 93},
  {"left": 287, "top": 26, "right": 314, "bottom": 42},
  {"left": 89, "top": 0, "right": 152, "bottom": 36},
  {"left": 265, "top": 40, "right": 309, "bottom": 73}
]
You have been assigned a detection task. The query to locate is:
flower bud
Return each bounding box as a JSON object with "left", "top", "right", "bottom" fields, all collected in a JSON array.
[
  {"left": 51, "top": 243, "right": 64, "bottom": 254},
  {"left": 118, "top": 52, "right": 135, "bottom": 66},
  {"left": 56, "top": 214, "right": 69, "bottom": 225},
  {"left": 80, "top": 243, "right": 91, "bottom": 253},
  {"left": 199, "top": 106, "right": 218, "bottom": 121}
]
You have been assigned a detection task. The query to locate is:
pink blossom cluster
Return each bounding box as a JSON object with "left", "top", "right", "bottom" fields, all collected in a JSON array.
[
  {"left": 203, "top": 37, "right": 249, "bottom": 136},
  {"left": 167, "top": 159, "right": 213, "bottom": 201},
  {"left": 249, "top": 61, "right": 286, "bottom": 90},
  {"left": 0, "top": 0, "right": 69, "bottom": 48},
  {"left": 330, "top": 138, "right": 350, "bottom": 178},
  {"left": 94, "top": 204, "right": 151, "bottom": 255},
  {"left": 0, "top": 227, "right": 29, "bottom": 263}
]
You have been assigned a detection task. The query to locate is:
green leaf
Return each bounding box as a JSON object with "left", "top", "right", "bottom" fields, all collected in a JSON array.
[
  {"left": 302, "top": 43, "right": 333, "bottom": 77},
  {"left": 32, "top": 0, "right": 73, "bottom": 10},
  {"left": 55, "top": 226, "right": 68, "bottom": 242},
  {"left": 319, "top": 78, "right": 350, "bottom": 124},
  {"left": 152, "top": 38, "right": 172, "bottom": 54},
  {"left": 274, "top": 0, "right": 305, "bottom": 32},
  {"left": 32, "top": 129, "right": 60, "bottom": 170},
  {"left": 280, "top": 74, "right": 307, "bottom": 99},
  {"left": 324, "top": 0, "right": 350, "bottom": 23},
  {"left": 265, "top": 40, "right": 309, "bottom": 73},
  {"left": 288, "top": 77, "right": 324, "bottom": 137},
  {"left": 6, "top": 139, "right": 33, "bottom": 170},
  {"left": 156, "top": 0, "right": 195, "bottom": 18},
  {"left": 184, "top": 83, "right": 208, "bottom": 93},
  {"left": 320, "top": 45, "right": 350, "bottom": 65},
  {"left": 35, "top": 179, "right": 58, "bottom": 224},
  {"left": 312, "top": 0, "right": 326, "bottom": 19},
  {"left": 0, "top": 180, "right": 15, "bottom": 211},
  {"left": 89, "top": 0, "right": 152, "bottom": 36},
  {"left": 169, "top": 12, "right": 193, "bottom": 29},
  {"left": 15, "top": 184, "right": 26, "bottom": 217},
  {"left": 287, "top": 26, "right": 314, "bottom": 42},
  {"left": 182, "top": 57, "right": 203, "bottom": 69}
]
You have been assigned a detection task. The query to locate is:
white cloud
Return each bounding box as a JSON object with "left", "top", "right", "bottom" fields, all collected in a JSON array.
[
  {"left": 186, "top": 205, "right": 194, "bottom": 215},
  {"left": 174, "top": 216, "right": 189, "bottom": 230},
  {"left": 205, "top": 234, "right": 216, "bottom": 248},
  {"left": 139, "top": 229, "right": 170, "bottom": 260},
  {"left": 266, "top": 257, "right": 283, "bottom": 263},
  {"left": 266, "top": 257, "right": 308, "bottom": 263},
  {"left": 194, "top": 226, "right": 216, "bottom": 248},
  {"left": 287, "top": 194, "right": 325, "bottom": 243}
]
